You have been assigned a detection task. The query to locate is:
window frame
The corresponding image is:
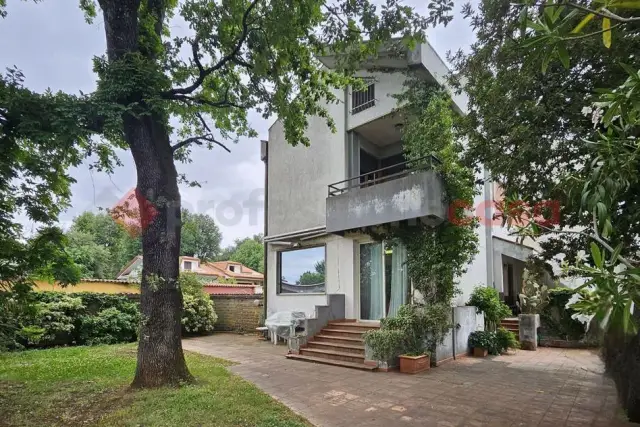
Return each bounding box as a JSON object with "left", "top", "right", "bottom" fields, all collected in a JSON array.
[
  {"left": 183, "top": 261, "right": 192, "bottom": 271},
  {"left": 276, "top": 244, "right": 327, "bottom": 295},
  {"left": 351, "top": 82, "right": 376, "bottom": 114}
]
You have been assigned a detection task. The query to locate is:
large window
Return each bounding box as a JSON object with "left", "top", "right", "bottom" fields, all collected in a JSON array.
[{"left": 277, "top": 246, "right": 326, "bottom": 294}]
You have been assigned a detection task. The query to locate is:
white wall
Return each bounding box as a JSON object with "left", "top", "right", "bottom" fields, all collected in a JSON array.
[
  {"left": 266, "top": 234, "right": 357, "bottom": 319},
  {"left": 347, "top": 71, "right": 407, "bottom": 131},
  {"left": 267, "top": 88, "right": 347, "bottom": 237}
]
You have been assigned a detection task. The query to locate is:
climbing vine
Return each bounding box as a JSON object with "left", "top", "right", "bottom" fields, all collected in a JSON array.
[{"left": 375, "top": 78, "right": 479, "bottom": 305}]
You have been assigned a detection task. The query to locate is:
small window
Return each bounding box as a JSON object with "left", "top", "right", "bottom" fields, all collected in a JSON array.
[
  {"left": 183, "top": 261, "right": 192, "bottom": 271},
  {"left": 351, "top": 83, "right": 375, "bottom": 114},
  {"left": 229, "top": 265, "right": 236, "bottom": 272},
  {"left": 277, "top": 246, "right": 326, "bottom": 294}
]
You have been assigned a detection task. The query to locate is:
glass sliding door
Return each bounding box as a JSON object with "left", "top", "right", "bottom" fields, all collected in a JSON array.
[
  {"left": 387, "top": 244, "right": 408, "bottom": 317},
  {"left": 359, "top": 242, "right": 384, "bottom": 320},
  {"left": 359, "top": 242, "right": 409, "bottom": 321}
]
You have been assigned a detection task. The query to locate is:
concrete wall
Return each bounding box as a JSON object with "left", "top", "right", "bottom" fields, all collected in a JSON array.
[
  {"left": 455, "top": 178, "right": 491, "bottom": 306},
  {"left": 346, "top": 70, "right": 407, "bottom": 130},
  {"left": 212, "top": 295, "right": 263, "bottom": 333},
  {"left": 326, "top": 170, "right": 447, "bottom": 233},
  {"left": 267, "top": 88, "right": 347, "bottom": 237}
]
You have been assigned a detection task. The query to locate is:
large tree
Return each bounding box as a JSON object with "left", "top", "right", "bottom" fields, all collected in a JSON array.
[
  {"left": 449, "top": 0, "right": 640, "bottom": 264},
  {"left": 180, "top": 210, "right": 221, "bottom": 260},
  {"left": 67, "top": 211, "right": 141, "bottom": 278},
  {"left": 226, "top": 234, "right": 263, "bottom": 272},
  {"left": 1, "top": 0, "right": 445, "bottom": 387}
]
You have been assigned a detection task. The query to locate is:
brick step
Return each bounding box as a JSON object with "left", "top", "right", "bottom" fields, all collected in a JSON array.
[
  {"left": 313, "top": 334, "right": 364, "bottom": 345},
  {"left": 326, "top": 322, "right": 380, "bottom": 332},
  {"left": 306, "top": 341, "right": 365, "bottom": 355},
  {"left": 285, "top": 354, "right": 376, "bottom": 371},
  {"left": 299, "top": 348, "right": 365, "bottom": 364},
  {"left": 320, "top": 328, "right": 366, "bottom": 338}
]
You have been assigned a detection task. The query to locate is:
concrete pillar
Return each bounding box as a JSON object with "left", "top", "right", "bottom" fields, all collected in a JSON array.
[{"left": 519, "top": 314, "right": 540, "bottom": 350}]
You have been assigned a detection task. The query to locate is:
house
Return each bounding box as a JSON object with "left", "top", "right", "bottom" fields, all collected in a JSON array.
[
  {"left": 262, "top": 41, "right": 537, "bottom": 367},
  {"left": 116, "top": 256, "right": 264, "bottom": 295}
]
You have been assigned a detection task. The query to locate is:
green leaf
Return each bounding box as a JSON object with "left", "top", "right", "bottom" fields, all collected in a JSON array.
[
  {"left": 611, "top": 2, "right": 640, "bottom": 8},
  {"left": 611, "top": 243, "right": 623, "bottom": 264},
  {"left": 557, "top": 44, "right": 570, "bottom": 69},
  {"left": 622, "top": 298, "right": 632, "bottom": 333},
  {"left": 572, "top": 13, "right": 595, "bottom": 34},
  {"left": 603, "top": 18, "right": 612, "bottom": 48},
  {"left": 591, "top": 242, "right": 603, "bottom": 268}
]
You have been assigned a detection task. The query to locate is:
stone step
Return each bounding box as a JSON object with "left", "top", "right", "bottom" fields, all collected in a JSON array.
[
  {"left": 306, "top": 341, "right": 365, "bottom": 355},
  {"left": 300, "top": 348, "right": 365, "bottom": 364},
  {"left": 313, "top": 334, "right": 364, "bottom": 345},
  {"left": 285, "top": 354, "right": 377, "bottom": 371},
  {"left": 320, "top": 328, "right": 366, "bottom": 338}
]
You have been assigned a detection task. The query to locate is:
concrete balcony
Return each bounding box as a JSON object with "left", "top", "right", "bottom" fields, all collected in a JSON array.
[{"left": 326, "top": 156, "right": 447, "bottom": 233}]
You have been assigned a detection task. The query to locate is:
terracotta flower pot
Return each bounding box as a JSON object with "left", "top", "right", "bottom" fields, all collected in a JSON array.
[
  {"left": 399, "top": 354, "right": 430, "bottom": 374},
  {"left": 473, "top": 347, "right": 488, "bottom": 357}
]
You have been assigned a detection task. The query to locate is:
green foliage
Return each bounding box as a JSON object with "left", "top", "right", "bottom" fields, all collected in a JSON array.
[
  {"left": 180, "top": 210, "right": 222, "bottom": 261},
  {"left": 179, "top": 273, "right": 217, "bottom": 335},
  {"left": 66, "top": 211, "right": 141, "bottom": 279},
  {"left": 495, "top": 327, "right": 520, "bottom": 353},
  {"left": 468, "top": 286, "right": 511, "bottom": 331},
  {"left": 297, "top": 260, "right": 325, "bottom": 286},
  {"left": 374, "top": 80, "right": 478, "bottom": 304},
  {"left": 468, "top": 331, "right": 495, "bottom": 352},
  {"left": 469, "top": 328, "right": 519, "bottom": 355},
  {"left": 228, "top": 236, "right": 264, "bottom": 273},
  {"left": 518, "top": 269, "right": 550, "bottom": 315},
  {"left": 79, "top": 307, "right": 139, "bottom": 345},
  {"left": 541, "top": 287, "right": 588, "bottom": 341},
  {"left": 364, "top": 303, "right": 452, "bottom": 359}
]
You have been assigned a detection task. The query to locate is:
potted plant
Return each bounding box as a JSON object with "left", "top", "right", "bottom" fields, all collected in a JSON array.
[
  {"left": 468, "top": 331, "right": 494, "bottom": 357},
  {"left": 364, "top": 304, "right": 452, "bottom": 374},
  {"left": 495, "top": 327, "right": 520, "bottom": 354}
]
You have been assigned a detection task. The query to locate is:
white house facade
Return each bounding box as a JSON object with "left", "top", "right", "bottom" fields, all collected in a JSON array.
[{"left": 262, "top": 41, "right": 533, "bottom": 325}]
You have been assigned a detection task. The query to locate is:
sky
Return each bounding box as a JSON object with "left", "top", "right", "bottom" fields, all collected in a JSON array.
[{"left": 0, "top": 1, "right": 476, "bottom": 247}]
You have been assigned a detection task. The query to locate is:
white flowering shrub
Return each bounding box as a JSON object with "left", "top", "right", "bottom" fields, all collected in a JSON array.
[{"left": 179, "top": 273, "right": 217, "bottom": 335}]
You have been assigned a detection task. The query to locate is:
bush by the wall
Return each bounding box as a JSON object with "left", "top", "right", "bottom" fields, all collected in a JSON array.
[
  {"left": 179, "top": 273, "right": 218, "bottom": 335},
  {"left": 469, "top": 328, "right": 518, "bottom": 355},
  {"left": 468, "top": 286, "right": 511, "bottom": 331},
  {"left": 540, "top": 287, "right": 588, "bottom": 341}
]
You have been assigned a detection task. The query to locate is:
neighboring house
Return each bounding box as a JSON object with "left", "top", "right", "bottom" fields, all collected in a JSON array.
[
  {"left": 262, "top": 41, "right": 535, "bottom": 323},
  {"left": 116, "top": 256, "right": 264, "bottom": 295}
]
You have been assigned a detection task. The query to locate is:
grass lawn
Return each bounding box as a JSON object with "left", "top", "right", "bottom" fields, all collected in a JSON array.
[{"left": 0, "top": 344, "right": 311, "bottom": 427}]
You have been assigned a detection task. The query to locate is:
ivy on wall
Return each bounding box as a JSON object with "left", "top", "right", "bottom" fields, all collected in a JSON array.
[{"left": 374, "top": 78, "right": 479, "bottom": 305}]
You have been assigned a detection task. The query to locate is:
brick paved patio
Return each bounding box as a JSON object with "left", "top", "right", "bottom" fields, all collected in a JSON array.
[{"left": 183, "top": 334, "right": 631, "bottom": 427}]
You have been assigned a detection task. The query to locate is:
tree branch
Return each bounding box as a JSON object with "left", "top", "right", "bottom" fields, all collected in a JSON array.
[
  {"left": 166, "top": 0, "right": 260, "bottom": 97},
  {"left": 171, "top": 134, "right": 231, "bottom": 153}
]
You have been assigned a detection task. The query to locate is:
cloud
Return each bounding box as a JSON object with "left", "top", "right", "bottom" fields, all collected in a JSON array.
[{"left": 1, "top": 0, "right": 476, "bottom": 247}]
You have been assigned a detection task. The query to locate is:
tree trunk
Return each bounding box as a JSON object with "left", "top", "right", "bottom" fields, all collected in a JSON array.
[{"left": 99, "top": 0, "right": 192, "bottom": 388}]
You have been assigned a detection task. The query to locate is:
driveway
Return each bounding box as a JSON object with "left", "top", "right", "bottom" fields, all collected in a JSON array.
[{"left": 183, "top": 334, "right": 631, "bottom": 427}]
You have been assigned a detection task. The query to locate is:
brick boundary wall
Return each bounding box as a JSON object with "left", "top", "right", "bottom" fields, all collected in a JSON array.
[
  {"left": 211, "top": 294, "right": 264, "bottom": 333},
  {"left": 124, "top": 293, "right": 263, "bottom": 333}
]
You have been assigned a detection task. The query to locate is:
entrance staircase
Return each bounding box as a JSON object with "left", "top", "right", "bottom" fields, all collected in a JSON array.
[
  {"left": 500, "top": 317, "right": 520, "bottom": 338},
  {"left": 286, "top": 320, "right": 379, "bottom": 371}
]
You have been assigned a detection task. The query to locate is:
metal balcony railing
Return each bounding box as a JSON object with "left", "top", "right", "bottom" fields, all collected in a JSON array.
[{"left": 327, "top": 154, "right": 441, "bottom": 197}]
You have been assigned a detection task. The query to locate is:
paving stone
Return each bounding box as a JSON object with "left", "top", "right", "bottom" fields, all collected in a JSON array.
[{"left": 183, "top": 334, "right": 633, "bottom": 427}]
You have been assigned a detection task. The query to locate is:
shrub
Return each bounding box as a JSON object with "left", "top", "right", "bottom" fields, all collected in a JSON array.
[
  {"left": 30, "top": 295, "right": 85, "bottom": 346},
  {"left": 469, "top": 329, "right": 519, "bottom": 355},
  {"left": 495, "top": 327, "right": 520, "bottom": 353},
  {"left": 179, "top": 273, "right": 217, "bottom": 335},
  {"left": 79, "top": 306, "right": 139, "bottom": 345},
  {"left": 468, "top": 286, "right": 511, "bottom": 331},
  {"left": 182, "top": 292, "right": 217, "bottom": 335},
  {"left": 364, "top": 303, "right": 453, "bottom": 359},
  {"left": 540, "top": 287, "right": 588, "bottom": 341},
  {"left": 468, "top": 331, "right": 496, "bottom": 352}
]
